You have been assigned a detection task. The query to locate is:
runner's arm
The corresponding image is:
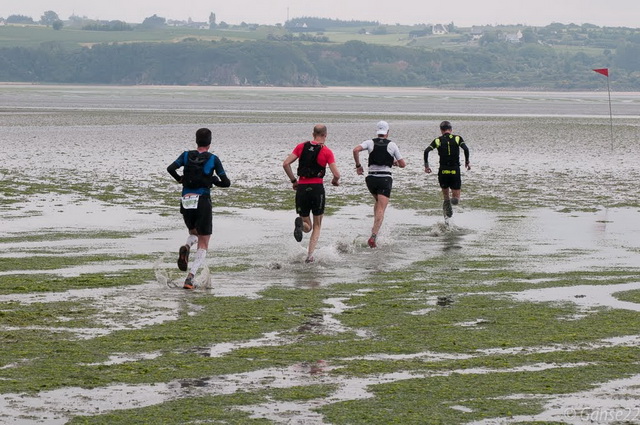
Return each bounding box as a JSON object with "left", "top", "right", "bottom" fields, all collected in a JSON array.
[
  {"left": 423, "top": 146, "right": 433, "bottom": 166},
  {"left": 352, "top": 145, "right": 365, "bottom": 174},
  {"left": 423, "top": 146, "right": 434, "bottom": 173},
  {"left": 283, "top": 153, "right": 299, "bottom": 187},
  {"left": 212, "top": 158, "right": 231, "bottom": 187},
  {"left": 167, "top": 162, "right": 182, "bottom": 183},
  {"left": 328, "top": 162, "right": 340, "bottom": 186},
  {"left": 391, "top": 143, "right": 406, "bottom": 168},
  {"left": 461, "top": 143, "right": 470, "bottom": 169},
  {"left": 211, "top": 175, "right": 230, "bottom": 187}
]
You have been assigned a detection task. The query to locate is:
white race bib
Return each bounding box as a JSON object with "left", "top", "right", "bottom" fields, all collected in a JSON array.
[{"left": 181, "top": 194, "right": 200, "bottom": 209}]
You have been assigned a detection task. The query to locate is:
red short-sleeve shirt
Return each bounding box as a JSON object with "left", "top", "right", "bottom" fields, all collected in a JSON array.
[{"left": 292, "top": 141, "right": 335, "bottom": 184}]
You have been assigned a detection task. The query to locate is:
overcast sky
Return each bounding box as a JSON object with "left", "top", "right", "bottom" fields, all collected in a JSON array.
[{"left": 4, "top": 0, "right": 639, "bottom": 28}]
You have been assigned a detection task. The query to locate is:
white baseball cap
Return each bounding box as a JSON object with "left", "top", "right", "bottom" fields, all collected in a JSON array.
[{"left": 376, "top": 120, "right": 389, "bottom": 135}]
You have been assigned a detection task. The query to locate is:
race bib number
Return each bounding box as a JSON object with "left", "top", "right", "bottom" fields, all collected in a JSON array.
[{"left": 181, "top": 194, "right": 200, "bottom": 209}]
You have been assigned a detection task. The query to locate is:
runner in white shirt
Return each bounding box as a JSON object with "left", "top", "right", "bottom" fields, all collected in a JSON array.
[{"left": 352, "top": 121, "right": 406, "bottom": 248}]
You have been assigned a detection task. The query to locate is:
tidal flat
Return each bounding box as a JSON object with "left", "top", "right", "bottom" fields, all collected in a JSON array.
[{"left": 1, "top": 85, "right": 640, "bottom": 424}]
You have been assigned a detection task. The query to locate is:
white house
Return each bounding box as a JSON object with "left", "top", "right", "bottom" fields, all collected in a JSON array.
[
  {"left": 470, "top": 26, "right": 484, "bottom": 40},
  {"left": 432, "top": 24, "right": 449, "bottom": 35},
  {"left": 504, "top": 30, "right": 523, "bottom": 43}
]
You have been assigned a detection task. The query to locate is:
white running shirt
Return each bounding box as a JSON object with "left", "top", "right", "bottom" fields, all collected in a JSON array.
[{"left": 359, "top": 139, "right": 403, "bottom": 176}]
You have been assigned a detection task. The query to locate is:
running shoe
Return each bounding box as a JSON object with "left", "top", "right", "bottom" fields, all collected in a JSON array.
[
  {"left": 183, "top": 274, "right": 195, "bottom": 290},
  {"left": 178, "top": 244, "right": 190, "bottom": 271},
  {"left": 443, "top": 199, "right": 453, "bottom": 218},
  {"left": 367, "top": 234, "right": 377, "bottom": 248},
  {"left": 294, "top": 217, "right": 303, "bottom": 242}
]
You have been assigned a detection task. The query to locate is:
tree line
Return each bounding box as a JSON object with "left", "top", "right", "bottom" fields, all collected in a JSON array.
[
  {"left": 6, "top": 11, "right": 63, "bottom": 30},
  {"left": 0, "top": 38, "right": 638, "bottom": 89}
]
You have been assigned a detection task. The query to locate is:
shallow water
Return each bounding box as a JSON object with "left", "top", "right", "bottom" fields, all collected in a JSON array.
[
  {"left": 2, "top": 85, "right": 640, "bottom": 116},
  {"left": 468, "top": 374, "right": 640, "bottom": 425},
  {"left": 1, "top": 85, "right": 640, "bottom": 424}
]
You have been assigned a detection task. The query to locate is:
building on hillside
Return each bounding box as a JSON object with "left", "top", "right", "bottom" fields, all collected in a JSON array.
[
  {"left": 167, "top": 19, "right": 209, "bottom": 29},
  {"left": 470, "top": 26, "right": 484, "bottom": 40},
  {"left": 188, "top": 18, "right": 209, "bottom": 29},
  {"left": 0, "top": 18, "right": 5, "bottom": 26},
  {"left": 167, "top": 19, "right": 187, "bottom": 27},
  {"left": 432, "top": 24, "right": 448, "bottom": 35},
  {"left": 504, "top": 30, "right": 523, "bottom": 43}
]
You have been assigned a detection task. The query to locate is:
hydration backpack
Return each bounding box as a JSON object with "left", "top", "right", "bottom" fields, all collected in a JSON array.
[
  {"left": 368, "top": 138, "right": 394, "bottom": 167},
  {"left": 297, "top": 142, "right": 326, "bottom": 178},
  {"left": 182, "top": 150, "right": 213, "bottom": 189}
]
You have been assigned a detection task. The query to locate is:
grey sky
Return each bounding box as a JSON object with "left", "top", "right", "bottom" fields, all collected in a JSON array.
[{"left": 4, "top": 0, "right": 639, "bottom": 27}]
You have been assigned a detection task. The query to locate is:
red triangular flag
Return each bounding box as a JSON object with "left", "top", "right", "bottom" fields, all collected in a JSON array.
[{"left": 593, "top": 68, "right": 609, "bottom": 77}]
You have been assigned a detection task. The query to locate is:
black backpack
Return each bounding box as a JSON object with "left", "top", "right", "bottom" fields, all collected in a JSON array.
[
  {"left": 368, "top": 138, "right": 394, "bottom": 167},
  {"left": 297, "top": 142, "right": 326, "bottom": 178},
  {"left": 182, "top": 151, "right": 213, "bottom": 189}
]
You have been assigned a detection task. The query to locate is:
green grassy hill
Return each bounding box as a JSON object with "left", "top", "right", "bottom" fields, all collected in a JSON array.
[{"left": 1, "top": 20, "right": 639, "bottom": 89}]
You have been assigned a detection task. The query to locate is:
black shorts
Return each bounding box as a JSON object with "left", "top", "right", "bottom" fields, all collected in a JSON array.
[
  {"left": 438, "top": 168, "right": 462, "bottom": 190},
  {"left": 296, "top": 184, "right": 325, "bottom": 217},
  {"left": 365, "top": 175, "right": 393, "bottom": 198},
  {"left": 180, "top": 194, "right": 212, "bottom": 235}
]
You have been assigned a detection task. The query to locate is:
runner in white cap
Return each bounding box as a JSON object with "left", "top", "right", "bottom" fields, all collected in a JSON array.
[{"left": 353, "top": 121, "right": 406, "bottom": 248}]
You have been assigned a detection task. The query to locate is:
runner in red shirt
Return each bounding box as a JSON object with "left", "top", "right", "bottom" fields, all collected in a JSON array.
[{"left": 283, "top": 124, "right": 340, "bottom": 263}]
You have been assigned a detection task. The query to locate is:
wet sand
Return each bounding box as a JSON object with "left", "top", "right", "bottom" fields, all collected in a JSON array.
[{"left": 1, "top": 85, "right": 639, "bottom": 424}]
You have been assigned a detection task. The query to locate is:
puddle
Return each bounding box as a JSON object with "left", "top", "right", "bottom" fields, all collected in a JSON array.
[
  {"left": 451, "top": 405, "right": 475, "bottom": 413},
  {"left": 85, "top": 352, "right": 163, "bottom": 366},
  {"left": 0, "top": 383, "right": 174, "bottom": 425},
  {"left": 208, "top": 331, "right": 289, "bottom": 357},
  {"left": 486, "top": 208, "right": 640, "bottom": 272},
  {"left": 476, "top": 334, "right": 640, "bottom": 357},
  {"left": 456, "top": 318, "right": 492, "bottom": 327},
  {"left": 319, "top": 297, "right": 372, "bottom": 337},
  {"left": 0, "top": 283, "right": 182, "bottom": 338},
  {"left": 238, "top": 399, "right": 328, "bottom": 425},
  {"left": 511, "top": 282, "right": 640, "bottom": 312},
  {"left": 0, "top": 194, "right": 177, "bottom": 236},
  {"left": 1, "top": 203, "right": 486, "bottom": 292},
  {"left": 467, "top": 374, "right": 640, "bottom": 425},
  {"left": 345, "top": 334, "right": 640, "bottom": 362},
  {"left": 149, "top": 205, "right": 494, "bottom": 298},
  {"left": 344, "top": 350, "right": 474, "bottom": 362}
]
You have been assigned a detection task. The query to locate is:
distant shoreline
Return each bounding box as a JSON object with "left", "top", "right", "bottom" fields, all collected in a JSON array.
[{"left": 1, "top": 82, "right": 639, "bottom": 96}]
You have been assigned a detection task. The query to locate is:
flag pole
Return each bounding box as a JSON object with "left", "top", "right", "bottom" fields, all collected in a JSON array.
[
  {"left": 606, "top": 74, "right": 613, "bottom": 150},
  {"left": 593, "top": 68, "right": 613, "bottom": 150}
]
